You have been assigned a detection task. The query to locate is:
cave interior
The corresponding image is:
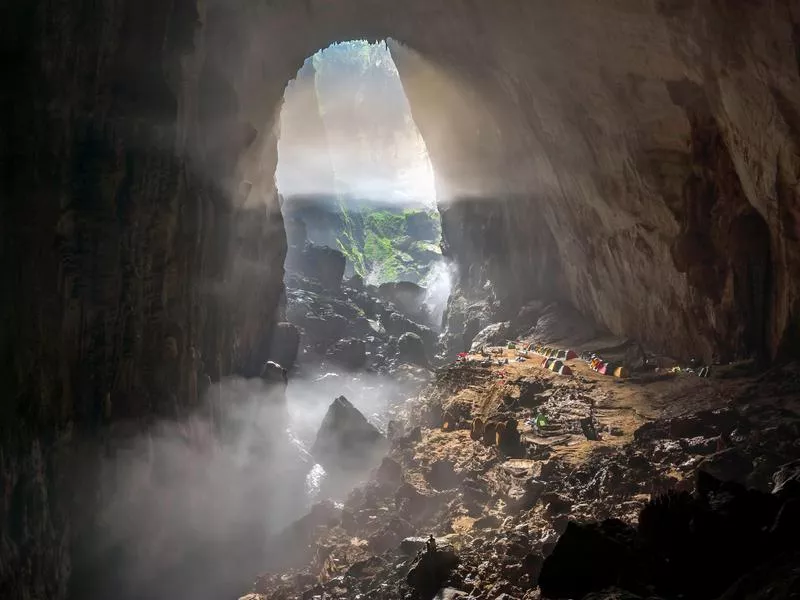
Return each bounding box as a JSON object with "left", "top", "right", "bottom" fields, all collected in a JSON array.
[{"left": 2, "top": 1, "right": 800, "bottom": 599}]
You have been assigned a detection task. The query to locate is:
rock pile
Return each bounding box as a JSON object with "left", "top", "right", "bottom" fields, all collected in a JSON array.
[
  {"left": 284, "top": 269, "right": 439, "bottom": 375},
  {"left": 539, "top": 469, "right": 800, "bottom": 599},
  {"left": 244, "top": 353, "right": 800, "bottom": 600}
]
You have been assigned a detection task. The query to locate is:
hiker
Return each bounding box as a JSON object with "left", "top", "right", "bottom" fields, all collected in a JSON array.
[{"left": 426, "top": 535, "right": 437, "bottom": 554}]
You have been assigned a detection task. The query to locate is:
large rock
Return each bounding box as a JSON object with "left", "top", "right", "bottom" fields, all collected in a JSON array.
[
  {"left": 469, "top": 321, "right": 511, "bottom": 351},
  {"left": 381, "top": 311, "right": 437, "bottom": 349},
  {"left": 541, "top": 471, "right": 797, "bottom": 600},
  {"left": 296, "top": 243, "right": 346, "bottom": 289},
  {"left": 398, "top": 332, "right": 428, "bottom": 366},
  {"left": 406, "top": 543, "right": 460, "bottom": 597},
  {"left": 378, "top": 281, "right": 429, "bottom": 322},
  {"left": 772, "top": 459, "right": 800, "bottom": 499},
  {"left": 696, "top": 448, "right": 754, "bottom": 485},
  {"left": 311, "top": 396, "right": 388, "bottom": 471}
]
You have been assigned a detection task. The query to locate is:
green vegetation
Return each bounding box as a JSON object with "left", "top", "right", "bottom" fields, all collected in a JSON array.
[{"left": 335, "top": 204, "right": 442, "bottom": 285}]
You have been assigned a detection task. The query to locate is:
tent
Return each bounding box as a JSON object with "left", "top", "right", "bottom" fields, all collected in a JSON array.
[
  {"left": 559, "top": 364, "right": 572, "bottom": 376},
  {"left": 614, "top": 366, "right": 629, "bottom": 378},
  {"left": 551, "top": 360, "right": 564, "bottom": 372},
  {"left": 566, "top": 350, "right": 578, "bottom": 360}
]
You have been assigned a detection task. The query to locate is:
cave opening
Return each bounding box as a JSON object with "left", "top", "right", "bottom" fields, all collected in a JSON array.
[
  {"left": 271, "top": 40, "right": 457, "bottom": 512},
  {"left": 276, "top": 40, "right": 452, "bottom": 334}
]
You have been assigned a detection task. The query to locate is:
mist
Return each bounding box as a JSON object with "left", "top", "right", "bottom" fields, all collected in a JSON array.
[
  {"left": 65, "top": 40, "right": 455, "bottom": 599},
  {"left": 74, "top": 367, "right": 422, "bottom": 600},
  {"left": 276, "top": 40, "right": 436, "bottom": 207},
  {"left": 421, "top": 259, "right": 454, "bottom": 329}
]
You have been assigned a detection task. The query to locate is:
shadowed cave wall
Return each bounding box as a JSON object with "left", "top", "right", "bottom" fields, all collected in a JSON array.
[{"left": 2, "top": 0, "right": 800, "bottom": 598}]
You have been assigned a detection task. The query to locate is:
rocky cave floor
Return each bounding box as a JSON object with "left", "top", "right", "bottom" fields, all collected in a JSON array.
[
  {"left": 252, "top": 243, "right": 800, "bottom": 600},
  {"left": 248, "top": 317, "right": 800, "bottom": 600}
]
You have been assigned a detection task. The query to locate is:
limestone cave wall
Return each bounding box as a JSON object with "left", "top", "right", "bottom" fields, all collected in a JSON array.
[
  {"left": 228, "top": 0, "right": 800, "bottom": 364},
  {"left": 2, "top": 0, "right": 800, "bottom": 598}
]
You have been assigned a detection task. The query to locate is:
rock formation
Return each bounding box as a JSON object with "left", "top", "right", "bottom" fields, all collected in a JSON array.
[
  {"left": 3, "top": 1, "right": 800, "bottom": 599},
  {"left": 311, "top": 396, "right": 388, "bottom": 472}
]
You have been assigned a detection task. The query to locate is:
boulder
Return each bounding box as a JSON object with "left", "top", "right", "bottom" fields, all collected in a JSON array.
[
  {"left": 326, "top": 338, "right": 367, "bottom": 370},
  {"left": 507, "top": 478, "right": 546, "bottom": 512},
  {"left": 311, "top": 396, "right": 387, "bottom": 471},
  {"left": 469, "top": 321, "right": 511, "bottom": 352},
  {"left": 297, "top": 243, "right": 346, "bottom": 289},
  {"left": 382, "top": 311, "right": 437, "bottom": 347},
  {"left": 367, "top": 517, "right": 413, "bottom": 553},
  {"left": 398, "top": 332, "right": 428, "bottom": 366},
  {"left": 772, "top": 459, "right": 800, "bottom": 499},
  {"left": 378, "top": 281, "right": 428, "bottom": 320},
  {"left": 259, "top": 360, "right": 288, "bottom": 387},
  {"left": 697, "top": 448, "right": 753, "bottom": 485},
  {"left": 395, "top": 482, "right": 429, "bottom": 518},
  {"left": 406, "top": 543, "right": 460, "bottom": 597}
]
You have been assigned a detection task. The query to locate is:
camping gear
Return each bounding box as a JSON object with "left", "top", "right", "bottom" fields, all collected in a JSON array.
[
  {"left": 559, "top": 365, "right": 573, "bottom": 376},
  {"left": 551, "top": 360, "right": 564, "bottom": 372},
  {"left": 614, "top": 366, "right": 629, "bottom": 378}
]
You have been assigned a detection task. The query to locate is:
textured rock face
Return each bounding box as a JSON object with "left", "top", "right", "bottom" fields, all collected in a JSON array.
[
  {"left": 3, "top": 1, "right": 800, "bottom": 599},
  {"left": 311, "top": 396, "right": 387, "bottom": 471}
]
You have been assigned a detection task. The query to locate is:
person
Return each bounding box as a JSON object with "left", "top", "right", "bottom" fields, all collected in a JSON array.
[{"left": 426, "top": 535, "right": 437, "bottom": 554}]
